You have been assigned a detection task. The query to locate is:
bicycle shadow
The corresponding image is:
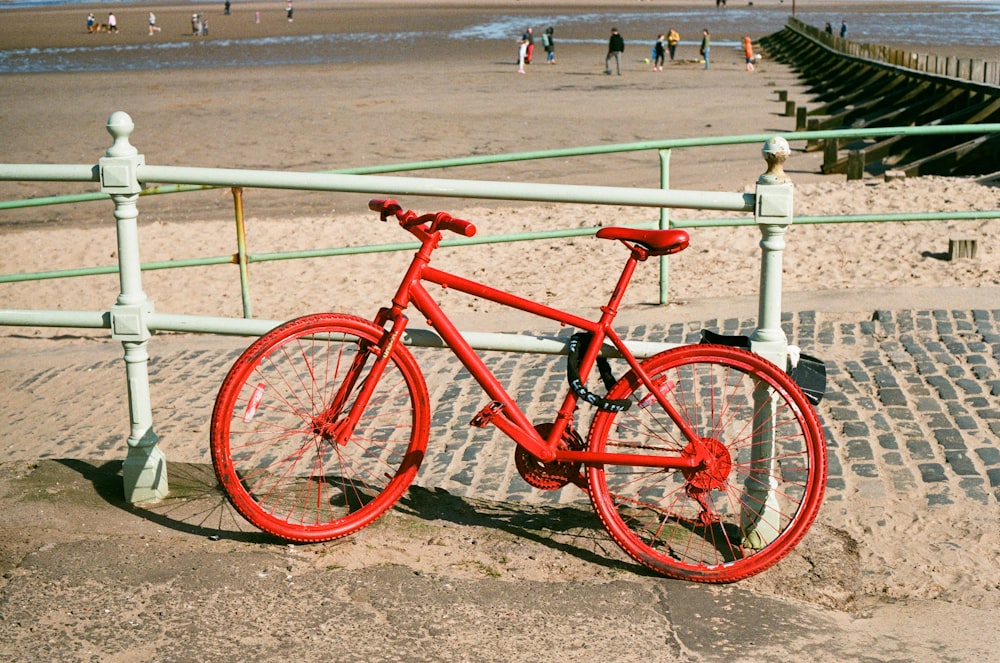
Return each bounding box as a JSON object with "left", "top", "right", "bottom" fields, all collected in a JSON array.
[
  {"left": 393, "top": 485, "right": 646, "bottom": 575},
  {"left": 56, "top": 458, "right": 273, "bottom": 543},
  {"left": 55, "top": 459, "right": 646, "bottom": 575}
]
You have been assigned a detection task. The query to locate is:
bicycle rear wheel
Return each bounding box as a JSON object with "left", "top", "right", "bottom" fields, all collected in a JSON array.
[
  {"left": 210, "top": 313, "right": 429, "bottom": 542},
  {"left": 586, "top": 344, "right": 826, "bottom": 582}
]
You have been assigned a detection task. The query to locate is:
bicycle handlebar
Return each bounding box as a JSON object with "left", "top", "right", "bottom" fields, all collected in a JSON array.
[{"left": 369, "top": 198, "right": 476, "bottom": 237}]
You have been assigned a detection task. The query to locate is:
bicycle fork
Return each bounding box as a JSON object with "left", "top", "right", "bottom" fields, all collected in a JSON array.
[{"left": 315, "top": 308, "right": 411, "bottom": 446}]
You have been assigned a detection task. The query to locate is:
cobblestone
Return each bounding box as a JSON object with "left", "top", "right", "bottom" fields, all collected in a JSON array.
[{"left": 2, "top": 307, "right": 999, "bottom": 510}]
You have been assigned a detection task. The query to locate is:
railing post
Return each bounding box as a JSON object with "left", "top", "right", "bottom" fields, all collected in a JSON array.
[
  {"left": 99, "top": 111, "right": 168, "bottom": 503},
  {"left": 751, "top": 136, "right": 794, "bottom": 370},
  {"left": 231, "top": 186, "right": 253, "bottom": 318},
  {"left": 743, "top": 136, "right": 795, "bottom": 549},
  {"left": 658, "top": 148, "right": 672, "bottom": 305}
]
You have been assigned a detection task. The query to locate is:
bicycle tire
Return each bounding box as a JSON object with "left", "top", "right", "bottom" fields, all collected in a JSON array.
[
  {"left": 586, "top": 344, "right": 827, "bottom": 582},
  {"left": 210, "top": 313, "right": 430, "bottom": 542}
]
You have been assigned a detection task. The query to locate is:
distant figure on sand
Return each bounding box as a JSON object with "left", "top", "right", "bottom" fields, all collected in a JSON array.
[
  {"left": 225, "top": 1, "right": 231, "bottom": 16},
  {"left": 522, "top": 27, "right": 534, "bottom": 64},
  {"left": 840, "top": 20, "right": 848, "bottom": 38},
  {"left": 543, "top": 26, "right": 555, "bottom": 64},
  {"left": 700, "top": 29, "right": 710, "bottom": 69},
  {"left": 86, "top": 12, "right": 95, "bottom": 31},
  {"left": 148, "top": 12, "right": 161, "bottom": 36},
  {"left": 192, "top": 13, "right": 201, "bottom": 35},
  {"left": 517, "top": 37, "right": 528, "bottom": 74},
  {"left": 287, "top": 1, "right": 294, "bottom": 22},
  {"left": 743, "top": 36, "right": 755, "bottom": 72},
  {"left": 667, "top": 27, "right": 680, "bottom": 60},
  {"left": 653, "top": 34, "right": 666, "bottom": 70},
  {"left": 107, "top": 12, "right": 118, "bottom": 33},
  {"left": 605, "top": 27, "right": 624, "bottom": 75}
]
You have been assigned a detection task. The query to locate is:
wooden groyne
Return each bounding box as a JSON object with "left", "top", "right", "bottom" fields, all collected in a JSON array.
[{"left": 760, "top": 18, "right": 1000, "bottom": 179}]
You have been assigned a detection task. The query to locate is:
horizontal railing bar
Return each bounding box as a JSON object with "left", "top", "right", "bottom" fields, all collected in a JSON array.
[
  {"left": 0, "top": 309, "right": 675, "bottom": 359},
  {"left": 136, "top": 165, "right": 755, "bottom": 212},
  {"left": 671, "top": 209, "right": 1000, "bottom": 228},
  {"left": 337, "top": 124, "right": 1000, "bottom": 172},
  {"left": 5, "top": 207, "right": 998, "bottom": 285},
  {"left": 0, "top": 164, "right": 98, "bottom": 182},
  {"left": 0, "top": 309, "right": 109, "bottom": 329}
]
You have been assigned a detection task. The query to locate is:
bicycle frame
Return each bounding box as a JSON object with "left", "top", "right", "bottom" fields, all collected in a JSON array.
[{"left": 352, "top": 218, "right": 704, "bottom": 471}]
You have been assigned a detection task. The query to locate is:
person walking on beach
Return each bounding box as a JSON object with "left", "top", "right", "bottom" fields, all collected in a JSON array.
[
  {"left": 148, "top": 12, "right": 161, "bottom": 36},
  {"left": 666, "top": 27, "right": 680, "bottom": 60},
  {"left": 605, "top": 27, "right": 625, "bottom": 75},
  {"left": 542, "top": 26, "right": 555, "bottom": 64},
  {"left": 840, "top": 20, "right": 848, "bottom": 38},
  {"left": 107, "top": 12, "right": 118, "bottom": 34},
  {"left": 652, "top": 34, "right": 666, "bottom": 70},
  {"left": 225, "top": 1, "right": 231, "bottom": 16},
  {"left": 86, "top": 12, "right": 95, "bottom": 32},
  {"left": 287, "top": 1, "right": 294, "bottom": 22},
  {"left": 522, "top": 27, "right": 534, "bottom": 64},
  {"left": 517, "top": 36, "right": 528, "bottom": 74},
  {"left": 743, "top": 36, "right": 755, "bottom": 72},
  {"left": 192, "top": 13, "right": 201, "bottom": 35},
  {"left": 699, "top": 29, "right": 710, "bottom": 69}
]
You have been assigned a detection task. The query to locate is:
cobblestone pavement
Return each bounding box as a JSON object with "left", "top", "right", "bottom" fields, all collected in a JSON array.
[
  {"left": 3, "top": 306, "right": 998, "bottom": 509},
  {"left": 2, "top": 304, "right": 999, "bottom": 660},
  {"left": 407, "top": 308, "right": 1000, "bottom": 510}
]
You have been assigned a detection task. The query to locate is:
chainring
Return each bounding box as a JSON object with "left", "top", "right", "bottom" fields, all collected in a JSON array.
[{"left": 514, "top": 422, "right": 586, "bottom": 490}]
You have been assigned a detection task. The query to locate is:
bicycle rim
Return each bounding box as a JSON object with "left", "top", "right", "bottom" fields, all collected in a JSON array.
[
  {"left": 586, "top": 344, "right": 827, "bottom": 582},
  {"left": 210, "top": 313, "right": 429, "bottom": 542}
]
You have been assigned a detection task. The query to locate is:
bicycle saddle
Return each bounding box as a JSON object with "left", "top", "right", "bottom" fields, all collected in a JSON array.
[{"left": 595, "top": 227, "right": 690, "bottom": 256}]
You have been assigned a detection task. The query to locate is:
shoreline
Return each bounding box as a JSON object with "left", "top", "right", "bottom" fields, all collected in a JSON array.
[{"left": 2, "top": 1, "right": 998, "bottom": 57}]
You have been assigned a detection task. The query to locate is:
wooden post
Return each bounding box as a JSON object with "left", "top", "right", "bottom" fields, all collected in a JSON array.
[
  {"left": 796, "top": 106, "right": 808, "bottom": 131},
  {"left": 847, "top": 149, "right": 865, "bottom": 180},
  {"left": 823, "top": 137, "right": 839, "bottom": 170},
  {"left": 805, "top": 118, "right": 821, "bottom": 151},
  {"left": 948, "top": 239, "right": 978, "bottom": 260},
  {"left": 785, "top": 100, "right": 796, "bottom": 117}
]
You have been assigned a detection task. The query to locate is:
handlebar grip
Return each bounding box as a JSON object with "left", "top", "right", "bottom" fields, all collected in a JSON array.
[
  {"left": 368, "top": 198, "right": 402, "bottom": 221},
  {"left": 436, "top": 213, "right": 477, "bottom": 237}
]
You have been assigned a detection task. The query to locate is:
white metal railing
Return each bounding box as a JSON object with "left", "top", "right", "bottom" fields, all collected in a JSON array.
[{"left": 0, "top": 111, "right": 795, "bottom": 503}]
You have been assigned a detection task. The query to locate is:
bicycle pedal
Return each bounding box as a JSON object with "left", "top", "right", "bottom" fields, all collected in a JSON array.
[{"left": 470, "top": 401, "right": 504, "bottom": 427}]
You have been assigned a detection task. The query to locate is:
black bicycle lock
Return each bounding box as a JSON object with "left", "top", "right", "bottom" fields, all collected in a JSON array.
[
  {"left": 699, "top": 329, "right": 826, "bottom": 405},
  {"left": 566, "top": 333, "right": 631, "bottom": 412}
]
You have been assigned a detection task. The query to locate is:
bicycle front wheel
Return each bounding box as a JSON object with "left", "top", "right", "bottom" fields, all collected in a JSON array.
[
  {"left": 587, "top": 344, "right": 826, "bottom": 583},
  {"left": 210, "top": 313, "right": 430, "bottom": 542}
]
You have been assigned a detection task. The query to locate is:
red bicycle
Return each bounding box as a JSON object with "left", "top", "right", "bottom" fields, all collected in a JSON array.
[{"left": 210, "top": 199, "right": 827, "bottom": 582}]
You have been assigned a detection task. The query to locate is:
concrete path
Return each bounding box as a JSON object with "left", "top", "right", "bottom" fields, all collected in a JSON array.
[{"left": 1, "top": 288, "right": 998, "bottom": 660}]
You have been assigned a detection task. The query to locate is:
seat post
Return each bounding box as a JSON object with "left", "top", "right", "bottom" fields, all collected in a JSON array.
[{"left": 599, "top": 251, "right": 640, "bottom": 323}]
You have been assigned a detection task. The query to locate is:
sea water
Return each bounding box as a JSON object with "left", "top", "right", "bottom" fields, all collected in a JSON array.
[{"left": 1, "top": 0, "right": 998, "bottom": 74}]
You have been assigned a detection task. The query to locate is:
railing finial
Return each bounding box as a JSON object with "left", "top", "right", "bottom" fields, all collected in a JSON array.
[
  {"left": 105, "top": 111, "right": 137, "bottom": 159},
  {"left": 759, "top": 136, "right": 792, "bottom": 185}
]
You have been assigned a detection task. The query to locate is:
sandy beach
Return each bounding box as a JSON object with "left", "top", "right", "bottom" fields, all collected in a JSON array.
[
  {"left": 1, "top": 1, "right": 999, "bottom": 660},
  {"left": 2, "top": 2, "right": 997, "bottom": 320}
]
